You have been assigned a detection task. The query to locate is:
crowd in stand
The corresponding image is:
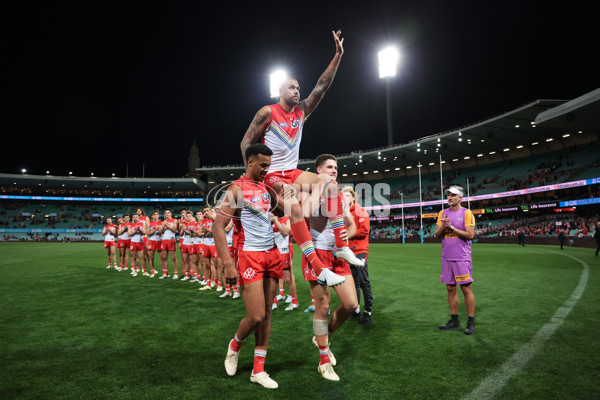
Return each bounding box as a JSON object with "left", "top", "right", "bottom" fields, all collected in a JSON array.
[{"left": 368, "top": 212, "right": 599, "bottom": 240}]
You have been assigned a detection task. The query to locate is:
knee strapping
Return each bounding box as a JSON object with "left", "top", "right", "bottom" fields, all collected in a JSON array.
[{"left": 313, "top": 319, "right": 329, "bottom": 335}]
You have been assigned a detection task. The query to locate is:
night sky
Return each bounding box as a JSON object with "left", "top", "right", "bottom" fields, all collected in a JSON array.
[{"left": 3, "top": 2, "right": 598, "bottom": 178}]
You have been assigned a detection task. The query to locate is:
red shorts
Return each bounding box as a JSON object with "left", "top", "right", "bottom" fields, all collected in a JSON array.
[
  {"left": 204, "top": 244, "right": 218, "bottom": 259},
  {"left": 181, "top": 244, "right": 196, "bottom": 254},
  {"left": 227, "top": 246, "right": 234, "bottom": 258},
  {"left": 117, "top": 239, "right": 130, "bottom": 249},
  {"left": 264, "top": 169, "right": 304, "bottom": 188},
  {"left": 279, "top": 250, "right": 292, "bottom": 269},
  {"left": 178, "top": 238, "right": 184, "bottom": 248},
  {"left": 161, "top": 239, "right": 176, "bottom": 251},
  {"left": 146, "top": 240, "right": 161, "bottom": 251},
  {"left": 130, "top": 241, "right": 145, "bottom": 252},
  {"left": 104, "top": 241, "right": 115, "bottom": 248},
  {"left": 302, "top": 248, "right": 351, "bottom": 281},
  {"left": 194, "top": 243, "right": 206, "bottom": 257},
  {"left": 235, "top": 248, "right": 283, "bottom": 285}
]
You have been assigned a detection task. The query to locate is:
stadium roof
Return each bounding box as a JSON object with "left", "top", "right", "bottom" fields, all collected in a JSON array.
[
  {"left": 197, "top": 88, "right": 600, "bottom": 184},
  {"left": 0, "top": 174, "right": 204, "bottom": 191}
]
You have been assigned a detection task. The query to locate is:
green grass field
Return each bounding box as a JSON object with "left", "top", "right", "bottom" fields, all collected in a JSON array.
[{"left": 1, "top": 242, "right": 599, "bottom": 399}]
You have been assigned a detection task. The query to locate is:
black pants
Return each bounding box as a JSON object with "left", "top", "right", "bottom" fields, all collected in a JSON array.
[
  {"left": 559, "top": 238, "right": 565, "bottom": 249},
  {"left": 350, "top": 253, "right": 373, "bottom": 313}
]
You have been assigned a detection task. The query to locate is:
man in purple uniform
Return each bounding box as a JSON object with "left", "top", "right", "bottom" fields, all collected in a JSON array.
[{"left": 434, "top": 185, "right": 476, "bottom": 335}]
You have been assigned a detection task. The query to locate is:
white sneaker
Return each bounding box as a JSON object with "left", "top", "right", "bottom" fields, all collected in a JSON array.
[
  {"left": 181, "top": 276, "right": 189, "bottom": 281},
  {"left": 272, "top": 303, "right": 278, "bottom": 310},
  {"left": 284, "top": 304, "right": 298, "bottom": 311},
  {"left": 219, "top": 291, "right": 231, "bottom": 298},
  {"left": 250, "top": 371, "right": 278, "bottom": 389},
  {"left": 316, "top": 268, "right": 345, "bottom": 287},
  {"left": 149, "top": 274, "right": 155, "bottom": 278},
  {"left": 199, "top": 280, "right": 207, "bottom": 285},
  {"left": 276, "top": 294, "right": 285, "bottom": 301},
  {"left": 172, "top": 274, "right": 178, "bottom": 280},
  {"left": 232, "top": 292, "right": 241, "bottom": 299},
  {"left": 191, "top": 278, "right": 198, "bottom": 283},
  {"left": 285, "top": 295, "right": 292, "bottom": 303},
  {"left": 216, "top": 286, "right": 223, "bottom": 292},
  {"left": 312, "top": 336, "right": 336, "bottom": 366},
  {"left": 106, "top": 265, "right": 112, "bottom": 269},
  {"left": 333, "top": 246, "right": 364, "bottom": 266},
  {"left": 159, "top": 274, "right": 169, "bottom": 279},
  {"left": 318, "top": 362, "right": 339, "bottom": 381},
  {"left": 132, "top": 272, "right": 138, "bottom": 277},
  {"left": 211, "top": 282, "right": 217, "bottom": 288},
  {"left": 143, "top": 272, "right": 150, "bottom": 277},
  {"left": 224, "top": 339, "right": 239, "bottom": 376},
  {"left": 199, "top": 285, "right": 212, "bottom": 291},
  {"left": 304, "top": 305, "right": 315, "bottom": 312}
]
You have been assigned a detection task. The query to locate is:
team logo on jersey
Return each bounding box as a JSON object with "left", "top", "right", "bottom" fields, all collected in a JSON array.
[
  {"left": 242, "top": 268, "right": 256, "bottom": 280},
  {"left": 279, "top": 122, "right": 290, "bottom": 128},
  {"left": 262, "top": 192, "right": 270, "bottom": 202},
  {"left": 291, "top": 119, "right": 301, "bottom": 128}
]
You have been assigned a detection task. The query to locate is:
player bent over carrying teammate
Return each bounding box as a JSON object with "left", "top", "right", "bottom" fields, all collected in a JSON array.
[{"left": 240, "top": 29, "right": 363, "bottom": 288}]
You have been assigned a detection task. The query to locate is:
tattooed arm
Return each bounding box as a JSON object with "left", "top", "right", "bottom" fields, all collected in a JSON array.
[
  {"left": 298, "top": 30, "right": 344, "bottom": 120},
  {"left": 240, "top": 105, "right": 271, "bottom": 166}
]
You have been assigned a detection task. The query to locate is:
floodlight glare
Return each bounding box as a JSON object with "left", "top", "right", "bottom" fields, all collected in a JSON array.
[
  {"left": 378, "top": 47, "right": 399, "bottom": 78},
  {"left": 270, "top": 70, "right": 288, "bottom": 98}
]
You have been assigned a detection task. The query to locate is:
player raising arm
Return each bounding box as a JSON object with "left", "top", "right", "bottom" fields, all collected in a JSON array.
[{"left": 239, "top": 30, "right": 363, "bottom": 287}]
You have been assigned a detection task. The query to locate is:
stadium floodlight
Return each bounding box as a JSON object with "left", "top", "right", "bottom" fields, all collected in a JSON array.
[
  {"left": 378, "top": 47, "right": 399, "bottom": 78},
  {"left": 378, "top": 46, "right": 400, "bottom": 146},
  {"left": 21, "top": 169, "right": 27, "bottom": 174},
  {"left": 270, "top": 69, "right": 288, "bottom": 98}
]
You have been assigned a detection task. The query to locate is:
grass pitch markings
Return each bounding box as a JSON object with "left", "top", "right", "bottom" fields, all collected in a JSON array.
[{"left": 463, "top": 251, "right": 590, "bottom": 400}]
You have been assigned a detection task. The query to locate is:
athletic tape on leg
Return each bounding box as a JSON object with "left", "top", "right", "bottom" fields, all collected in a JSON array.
[{"left": 313, "top": 319, "right": 329, "bottom": 335}]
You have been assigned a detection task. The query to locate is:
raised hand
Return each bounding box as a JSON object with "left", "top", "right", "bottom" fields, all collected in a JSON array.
[{"left": 332, "top": 29, "right": 344, "bottom": 56}]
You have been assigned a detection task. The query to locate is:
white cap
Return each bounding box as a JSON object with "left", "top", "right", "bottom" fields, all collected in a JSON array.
[{"left": 444, "top": 185, "right": 464, "bottom": 197}]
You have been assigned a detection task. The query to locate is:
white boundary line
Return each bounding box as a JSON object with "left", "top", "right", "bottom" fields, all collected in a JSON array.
[{"left": 463, "top": 251, "right": 589, "bottom": 400}]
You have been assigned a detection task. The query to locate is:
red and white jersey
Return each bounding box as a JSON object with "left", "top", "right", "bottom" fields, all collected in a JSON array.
[
  {"left": 104, "top": 224, "right": 117, "bottom": 241},
  {"left": 138, "top": 215, "right": 149, "bottom": 238},
  {"left": 272, "top": 215, "right": 291, "bottom": 254},
  {"left": 231, "top": 223, "right": 239, "bottom": 249},
  {"left": 226, "top": 226, "right": 234, "bottom": 247},
  {"left": 129, "top": 222, "right": 145, "bottom": 243},
  {"left": 148, "top": 220, "right": 162, "bottom": 241},
  {"left": 162, "top": 218, "right": 177, "bottom": 240},
  {"left": 119, "top": 223, "right": 130, "bottom": 240},
  {"left": 192, "top": 222, "right": 203, "bottom": 245},
  {"left": 182, "top": 221, "right": 194, "bottom": 245},
  {"left": 232, "top": 175, "right": 274, "bottom": 252},
  {"left": 308, "top": 196, "right": 345, "bottom": 251},
  {"left": 202, "top": 218, "right": 215, "bottom": 246},
  {"left": 262, "top": 103, "right": 304, "bottom": 172}
]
